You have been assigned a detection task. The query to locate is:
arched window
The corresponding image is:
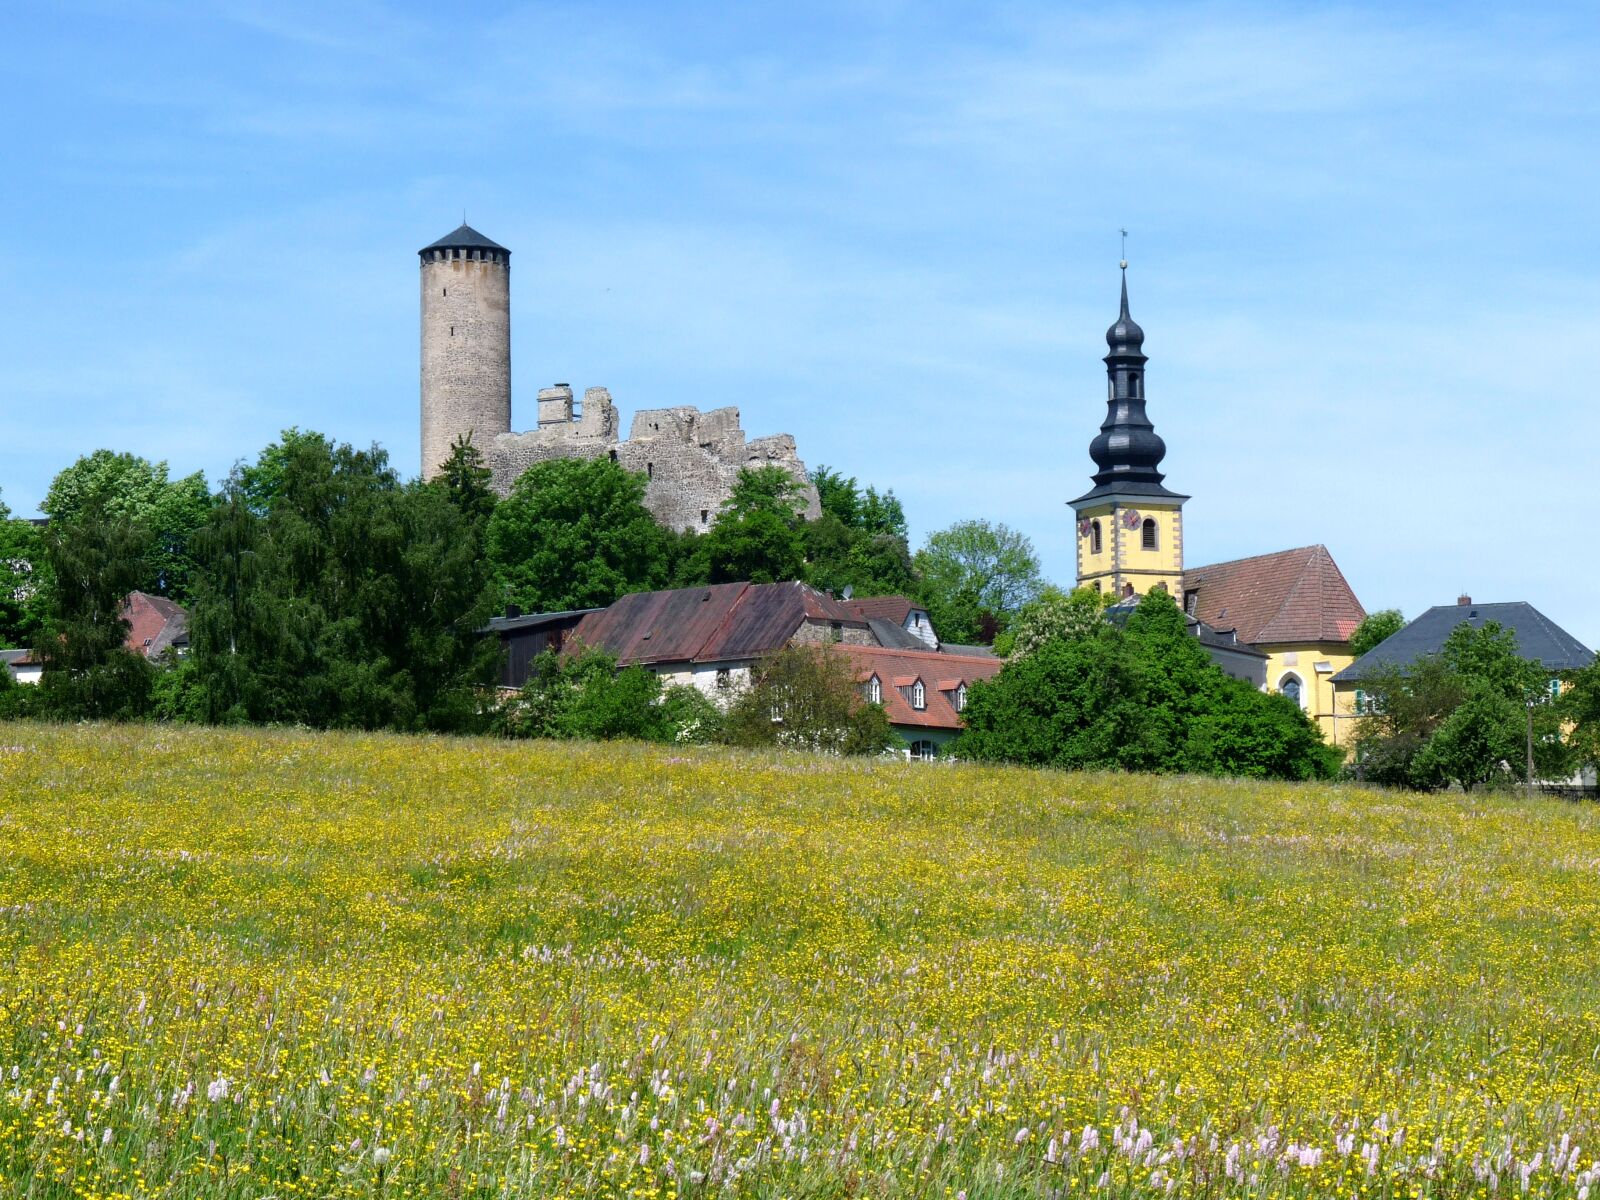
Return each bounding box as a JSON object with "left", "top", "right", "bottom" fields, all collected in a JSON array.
[
  {"left": 954, "top": 683, "right": 968, "bottom": 712},
  {"left": 1279, "top": 673, "right": 1304, "bottom": 708},
  {"left": 911, "top": 681, "right": 926, "bottom": 710},
  {"left": 866, "top": 675, "right": 882, "bottom": 704},
  {"left": 909, "top": 739, "right": 937, "bottom": 762},
  {"left": 1141, "top": 518, "right": 1158, "bottom": 550},
  {"left": 1090, "top": 520, "right": 1103, "bottom": 555}
]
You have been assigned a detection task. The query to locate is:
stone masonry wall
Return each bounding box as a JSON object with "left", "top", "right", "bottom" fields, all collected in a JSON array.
[
  {"left": 483, "top": 387, "right": 821, "bottom": 534},
  {"left": 420, "top": 253, "right": 512, "bottom": 481}
]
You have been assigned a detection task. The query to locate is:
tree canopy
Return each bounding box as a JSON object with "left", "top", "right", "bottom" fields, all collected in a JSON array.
[
  {"left": 957, "top": 589, "right": 1338, "bottom": 780},
  {"left": 723, "top": 645, "right": 895, "bottom": 756},
  {"left": 1349, "top": 608, "right": 1405, "bottom": 658},
  {"left": 1351, "top": 620, "right": 1570, "bottom": 791},
  {"left": 43, "top": 449, "right": 211, "bottom": 602},
  {"left": 914, "top": 519, "right": 1043, "bottom": 645},
  {"left": 0, "top": 490, "right": 47, "bottom": 650},
  {"left": 485, "top": 456, "right": 671, "bottom": 613},
  {"left": 186, "top": 434, "right": 496, "bottom": 730}
]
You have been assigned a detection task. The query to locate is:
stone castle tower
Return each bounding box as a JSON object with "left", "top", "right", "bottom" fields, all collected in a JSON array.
[
  {"left": 419, "top": 224, "right": 512, "bottom": 481},
  {"left": 416, "top": 220, "right": 822, "bottom": 529}
]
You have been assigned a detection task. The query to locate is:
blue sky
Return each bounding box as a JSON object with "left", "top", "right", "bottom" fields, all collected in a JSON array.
[{"left": 4, "top": 1, "right": 1598, "bottom": 646}]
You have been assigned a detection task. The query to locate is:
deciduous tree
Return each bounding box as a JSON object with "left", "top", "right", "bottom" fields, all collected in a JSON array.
[
  {"left": 914, "top": 519, "right": 1043, "bottom": 645},
  {"left": 486, "top": 457, "right": 671, "bottom": 613}
]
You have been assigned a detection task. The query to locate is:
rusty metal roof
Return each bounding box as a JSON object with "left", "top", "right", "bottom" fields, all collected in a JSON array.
[{"left": 568, "top": 581, "right": 867, "bottom": 667}]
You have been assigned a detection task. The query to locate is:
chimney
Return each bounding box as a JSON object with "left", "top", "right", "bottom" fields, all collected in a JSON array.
[
  {"left": 505, "top": 604, "right": 522, "bottom": 619},
  {"left": 1457, "top": 594, "right": 1472, "bottom": 607}
]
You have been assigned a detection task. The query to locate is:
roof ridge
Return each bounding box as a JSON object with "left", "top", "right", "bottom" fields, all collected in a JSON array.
[{"left": 1186, "top": 544, "right": 1323, "bottom": 575}]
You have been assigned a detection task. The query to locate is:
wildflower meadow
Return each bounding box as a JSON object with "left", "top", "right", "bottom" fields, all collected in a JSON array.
[{"left": 2, "top": 722, "right": 1599, "bottom": 1198}]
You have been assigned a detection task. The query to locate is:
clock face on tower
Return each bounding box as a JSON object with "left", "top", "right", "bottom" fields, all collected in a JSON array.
[
  {"left": 1122, "top": 509, "right": 1143, "bottom": 530},
  {"left": 1078, "top": 519, "right": 1093, "bottom": 537}
]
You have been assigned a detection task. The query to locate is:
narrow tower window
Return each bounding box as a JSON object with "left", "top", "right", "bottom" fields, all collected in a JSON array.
[
  {"left": 1141, "top": 518, "right": 1158, "bottom": 550},
  {"left": 1090, "top": 519, "right": 1103, "bottom": 555}
]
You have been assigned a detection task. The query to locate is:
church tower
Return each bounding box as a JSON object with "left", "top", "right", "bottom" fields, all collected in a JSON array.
[
  {"left": 1071, "top": 265, "right": 1188, "bottom": 599},
  {"left": 419, "top": 224, "right": 512, "bottom": 481}
]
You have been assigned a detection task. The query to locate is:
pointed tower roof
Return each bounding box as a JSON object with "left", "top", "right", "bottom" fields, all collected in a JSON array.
[
  {"left": 1105, "top": 266, "right": 1145, "bottom": 354},
  {"left": 419, "top": 223, "right": 510, "bottom": 257},
  {"left": 1072, "top": 265, "right": 1185, "bottom": 505}
]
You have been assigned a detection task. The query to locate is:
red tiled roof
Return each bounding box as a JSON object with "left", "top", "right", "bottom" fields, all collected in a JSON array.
[
  {"left": 569, "top": 581, "right": 867, "bottom": 667},
  {"left": 122, "top": 591, "right": 188, "bottom": 658},
  {"left": 831, "top": 644, "right": 1003, "bottom": 730},
  {"left": 1182, "top": 545, "right": 1366, "bottom": 646},
  {"left": 841, "top": 595, "right": 918, "bottom": 624}
]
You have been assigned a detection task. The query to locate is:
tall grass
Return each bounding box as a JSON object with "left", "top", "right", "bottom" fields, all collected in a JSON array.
[{"left": 1, "top": 723, "right": 1599, "bottom": 1197}]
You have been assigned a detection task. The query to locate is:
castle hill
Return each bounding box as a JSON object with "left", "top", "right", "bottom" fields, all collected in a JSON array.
[{"left": 3, "top": 6, "right": 1599, "bottom": 1198}]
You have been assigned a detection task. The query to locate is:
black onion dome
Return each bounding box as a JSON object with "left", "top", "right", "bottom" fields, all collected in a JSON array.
[
  {"left": 1071, "top": 265, "right": 1185, "bottom": 503},
  {"left": 1104, "top": 267, "right": 1145, "bottom": 353}
]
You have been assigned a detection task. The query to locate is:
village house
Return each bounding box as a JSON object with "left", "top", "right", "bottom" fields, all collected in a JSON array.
[
  {"left": 830, "top": 643, "right": 1003, "bottom": 760},
  {"left": 1332, "top": 595, "right": 1595, "bottom": 713},
  {"left": 123, "top": 591, "right": 189, "bottom": 660}
]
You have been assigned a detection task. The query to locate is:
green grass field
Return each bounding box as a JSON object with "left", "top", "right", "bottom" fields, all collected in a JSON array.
[{"left": 2, "top": 722, "right": 1599, "bottom": 1198}]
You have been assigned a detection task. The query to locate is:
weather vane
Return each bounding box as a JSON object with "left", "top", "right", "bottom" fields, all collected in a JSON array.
[{"left": 1120, "top": 227, "right": 1128, "bottom": 270}]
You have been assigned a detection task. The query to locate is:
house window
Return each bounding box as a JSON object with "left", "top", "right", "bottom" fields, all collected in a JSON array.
[
  {"left": 1090, "top": 520, "right": 1103, "bottom": 555},
  {"left": 701, "top": 509, "right": 709, "bottom": 525},
  {"left": 715, "top": 668, "right": 730, "bottom": 690},
  {"left": 867, "top": 675, "right": 882, "bottom": 704},
  {"left": 1354, "top": 688, "right": 1366, "bottom": 714},
  {"left": 954, "top": 683, "right": 967, "bottom": 712},
  {"left": 911, "top": 681, "right": 926, "bottom": 710},
  {"left": 1122, "top": 582, "right": 1135, "bottom": 599},
  {"left": 909, "top": 739, "right": 937, "bottom": 762},
  {"left": 1279, "top": 673, "right": 1304, "bottom": 708},
  {"left": 1549, "top": 677, "right": 1562, "bottom": 699},
  {"left": 646, "top": 462, "right": 653, "bottom": 478},
  {"left": 1141, "top": 518, "right": 1158, "bottom": 550},
  {"left": 1183, "top": 588, "right": 1199, "bottom": 615}
]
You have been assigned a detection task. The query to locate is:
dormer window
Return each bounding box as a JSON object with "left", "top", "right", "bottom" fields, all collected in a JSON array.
[
  {"left": 954, "top": 683, "right": 968, "bottom": 712},
  {"left": 911, "top": 680, "right": 926, "bottom": 710},
  {"left": 867, "top": 675, "right": 882, "bottom": 704}
]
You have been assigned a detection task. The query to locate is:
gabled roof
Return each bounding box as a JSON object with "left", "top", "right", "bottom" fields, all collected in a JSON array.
[
  {"left": 1333, "top": 601, "right": 1595, "bottom": 683},
  {"left": 568, "top": 581, "right": 867, "bottom": 667},
  {"left": 123, "top": 591, "right": 188, "bottom": 658},
  {"left": 842, "top": 595, "right": 920, "bottom": 624},
  {"left": 831, "top": 644, "right": 1002, "bottom": 730},
  {"left": 419, "top": 223, "right": 509, "bottom": 256},
  {"left": 1182, "top": 545, "right": 1366, "bottom": 646}
]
